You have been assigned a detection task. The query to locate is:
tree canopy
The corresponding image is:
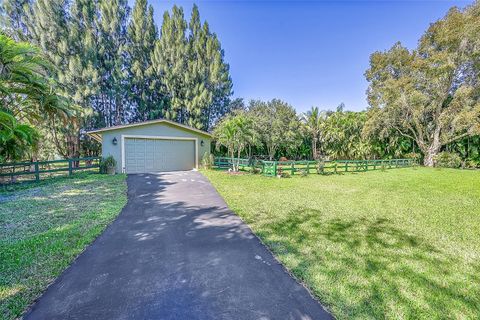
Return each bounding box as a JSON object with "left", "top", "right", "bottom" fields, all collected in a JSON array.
[
  {"left": 364, "top": 2, "right": 480, "bottom": 166},
  {"left": 0, "top": 0, "right": 233, "bottom": 161}
]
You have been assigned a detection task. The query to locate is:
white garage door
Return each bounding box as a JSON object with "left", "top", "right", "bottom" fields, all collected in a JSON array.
[{"left": 124, "top": 138, "right": 195, "bottom": 173}]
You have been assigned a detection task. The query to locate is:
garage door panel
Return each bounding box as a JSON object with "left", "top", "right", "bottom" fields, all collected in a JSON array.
[{"left": 124, "top": 138, "right": 195, "bottom": 173}]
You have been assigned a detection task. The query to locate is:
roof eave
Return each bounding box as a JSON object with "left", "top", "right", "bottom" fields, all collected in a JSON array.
[{"left": 85, "top": 119, "right": 212, "bottom": 138}]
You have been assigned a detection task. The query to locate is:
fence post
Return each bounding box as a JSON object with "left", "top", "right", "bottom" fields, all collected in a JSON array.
[
  {"left": 306, "top": 161, "right": 310, "bottom": 174},
  {"left": 68, "top": 159, "right": 73, "bottom": 176},
  {"left": 35, "top": 162, "right": 40, "bottom": 182},
  {"left": 291, "top": 162, "right": 295, "bottom": 175},
  {"left": 273, "top": 161, "right": 277, "bottom": 176}
]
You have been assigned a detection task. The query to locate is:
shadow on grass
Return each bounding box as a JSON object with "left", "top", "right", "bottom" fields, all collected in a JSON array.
[
  {"left": 19, "top": 172, "right": 329, "bottom": 320},
  {"left": 259, "top": 209, "right": 480, "bottom": 318}
]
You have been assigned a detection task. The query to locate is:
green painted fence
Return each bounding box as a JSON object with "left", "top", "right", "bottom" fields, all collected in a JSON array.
[
  {"left": 0, "top": 157, "right": 101, "bottom": 184},
  {"left": 214, "top": 157, "right": 417, "bottom": 176},
  {"left": 213, "top": 157, "right": 263, "bottom": 172}
]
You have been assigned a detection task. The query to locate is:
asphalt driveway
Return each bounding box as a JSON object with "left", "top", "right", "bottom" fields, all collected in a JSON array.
[{"left": 24, "top": 171, "right": 332, "bottom": 320}]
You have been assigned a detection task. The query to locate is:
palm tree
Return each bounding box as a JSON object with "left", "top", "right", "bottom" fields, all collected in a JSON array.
[
  {"left": 302, "top": 106, "right": 326, "bottom": 160},
  {"left": 213, "top": 112, "right": 255, "bottom": 171},
  {"left": 0, "top": 34, "right": 70, "bottom": 162},
  {"left": 0, "top": 34, "right": 71, "bottom": 119},
  {"left": 0, "top": 110, "right": 39, "bottom": 162}
]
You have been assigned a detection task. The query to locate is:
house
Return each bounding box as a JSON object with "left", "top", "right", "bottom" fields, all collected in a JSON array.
[{"left": 87, "top": 119, "right": 211, "bottom": 174}]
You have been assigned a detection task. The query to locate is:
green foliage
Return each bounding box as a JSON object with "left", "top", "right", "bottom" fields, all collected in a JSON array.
[
  {"left": 316, "top": 160, "right": 325, "bottom": 174},
  {"left": 1, "top": 0, "right": 232, "bottom": 158},
  {"left": 0, "top": 34, "right": 68, "bottom": 119},
  {"left": 152, "top": 4, "right": 232, "bottom": 131},
  {"left": 204, "top": 168, "right": 480, "bottom": 319},
  {"left": 127, "top": 0, "right": 161, "bottom": 121},
  {"left": 404, "top": 152, "right": 421, "bottom": 160},
  {"left": 464, "top": 159, "right": 479, "bottom": 169},
  {"left": 0, "top": 110, "right": 39, "bottom": 162},
  {"left": 99, "top": 155, "right": 116, "bottom": 173},
  {"left": 364, "top": 3, "right": 480, "bottom": 166},
  {"left": 322, "top": 109, "right": 371, "bottom": 160},
  {"left": 249, "top": 99, "right": 301, "bottom": 160},
  {"left": 434, "top": 152, "right": 462, "bottom": 168},
  {"left": 0, "top": 34, "right": 68, "bottom": 162},
  {"left": 301, "top": 106, "right": 328, "bottom": 159},
  {"left": 201, "top": 151, "right": 214, "bottom": 169},
  {"left": 213, "top": 111, "right": 255, "bottom": 171}
]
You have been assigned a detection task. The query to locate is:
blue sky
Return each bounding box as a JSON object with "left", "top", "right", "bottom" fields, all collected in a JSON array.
[{"left": 147, "top": 0, "right": 471, "bottom": 112}]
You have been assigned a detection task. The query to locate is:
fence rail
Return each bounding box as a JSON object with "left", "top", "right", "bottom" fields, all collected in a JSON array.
[
  {"left": 0, "top": 157, "right": 101, "bottom": 184},
  {"left": 214, "top": 157, "right": 417, "bottom": 176}
]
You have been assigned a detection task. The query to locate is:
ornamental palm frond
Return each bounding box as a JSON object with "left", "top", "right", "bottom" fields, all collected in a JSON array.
[
  {"left": 0, "top": 34, "right": 71, "bottom": 120},
  {"left": 0, "top": 110, "right": 39, "bottom": 162}
]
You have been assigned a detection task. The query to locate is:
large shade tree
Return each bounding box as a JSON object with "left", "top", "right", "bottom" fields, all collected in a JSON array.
[
  {"left": 364, "top": 3, "right": 480, "bottom": 166},
  {"left": 250, "top": 99, "right": 301, "bottom": 160}
]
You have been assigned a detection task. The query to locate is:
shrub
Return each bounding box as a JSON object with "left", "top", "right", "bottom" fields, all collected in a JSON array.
[
  {"left": 99, "top": 155, "right": 116, "bottom": 173},
  {"left": 464, "top": 159, "right": 480, "bottom": 169},
  {"left": 434, "top": 152, "right": 462, "bottom": 168},
  {"left": 405, "top": 152, "right": 421, "bottom": 161},
  {"left": 316, "top": 160, "right": 325, "bottom": 175},
  {"left": 202, "top": 152, "right": 215, "bottom": 169}
]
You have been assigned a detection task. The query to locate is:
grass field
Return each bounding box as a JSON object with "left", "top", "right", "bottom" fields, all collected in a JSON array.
[
  {"left": 203, "top": 167, "right": 480, "bottom": 319},
  {"left": 0, "top": 173, "right": 127, "bottom": 320}
]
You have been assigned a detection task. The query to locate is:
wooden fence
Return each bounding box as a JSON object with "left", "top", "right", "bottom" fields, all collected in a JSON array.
[
  {"left": 0, "top": 157, "right": 101, "bottom": 184},
  {"left": 214, "top": 157, "right": 417, "bottom": 176}
]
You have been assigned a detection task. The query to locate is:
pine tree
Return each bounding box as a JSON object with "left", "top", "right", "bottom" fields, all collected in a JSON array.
[
  {"left": 127, "top": 0, "right": 162, "bottom": 121},
  {"left": 97, "top": 0, "right": 130, "bottom": 126},
  {"left": 204, "top": 30, "right": 233, "bottom": 130},
  {"left": 152, "top": 5, "right": 189, "bottom": 123},
  {"left": 26, "top": 0, "right": 85, "bottom": 158},
  {"left": 0, "top": 0, "right": 32, "bottom": 39},
  {"left": 185, "top": 4, "right": 211, "bottom": 129},
  {"left": 186, "top": 4, "right": 232, "bottom": 130},
  {"left": 152, "top": 4, "right": 233, "bottom": 130}
]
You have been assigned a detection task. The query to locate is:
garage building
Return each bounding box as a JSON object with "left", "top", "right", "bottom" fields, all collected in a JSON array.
[{"left": 87, "top": 119, "right": 211, "bottom": 174}]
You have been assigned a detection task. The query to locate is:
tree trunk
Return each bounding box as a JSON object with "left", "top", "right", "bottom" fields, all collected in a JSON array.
[
  {"left": 236, "top": 148, "right": 242, "bottom": 172},
  {"left": 268, "top": 145, "right": 275, "bottom": 161},
  {"left": 230, "top": 148, "right": 235, "bottom": 172},
  {"left": 423, "top": 141, "right": 441, "bottom": 167}
]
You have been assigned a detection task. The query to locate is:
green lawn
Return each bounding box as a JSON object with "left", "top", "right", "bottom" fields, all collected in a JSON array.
[
  {"left": 203, "top": 167, "right": 480, "bottom": 319},
  {"left": 0, "top": 173, "right": 127, "bottom": 320}
]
